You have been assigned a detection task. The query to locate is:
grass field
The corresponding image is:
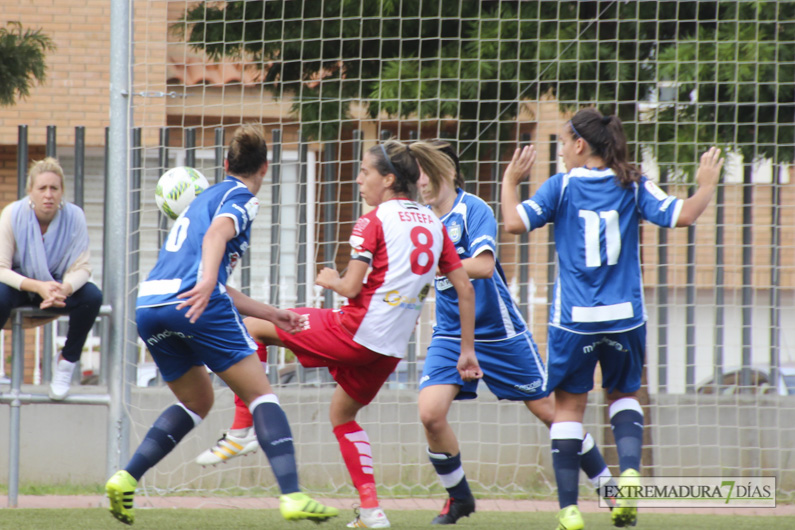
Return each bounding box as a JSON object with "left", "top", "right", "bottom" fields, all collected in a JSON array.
[{"left": 0, "top": 508, "right": 789, "bottom": 529}]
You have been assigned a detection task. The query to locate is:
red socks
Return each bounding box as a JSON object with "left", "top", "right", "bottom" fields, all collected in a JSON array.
[{"left": 333, "top": 421, "right": 379, "bottom": 508}]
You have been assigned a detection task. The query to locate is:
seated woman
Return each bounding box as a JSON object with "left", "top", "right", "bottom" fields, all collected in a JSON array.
[{"left": 0, "top": 157, "right": 103, "bottom": 400}]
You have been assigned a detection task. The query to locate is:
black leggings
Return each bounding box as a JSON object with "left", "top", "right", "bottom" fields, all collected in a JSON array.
[{"left": 0, "top": 282, "right": 103, "bottom": 363}]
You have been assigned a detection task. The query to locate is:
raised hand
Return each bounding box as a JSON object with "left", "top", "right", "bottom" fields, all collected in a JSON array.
[
  {"left": 696, "top": 146, "right": 724, "bottom": 189},
  {"left": 502, "top": 145, "right": 537, "bottom": 187}
]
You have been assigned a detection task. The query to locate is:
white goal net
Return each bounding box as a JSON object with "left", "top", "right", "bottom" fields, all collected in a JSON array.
[{"left": 118, "top": 0, "right": 795, "bottom": 501}]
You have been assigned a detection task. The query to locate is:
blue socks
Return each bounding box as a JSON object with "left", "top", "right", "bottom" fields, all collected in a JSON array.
[
  {"left": 610, "top": 397, "right": 644, "bottom": 472},
  {"left": 250, "top": 394, "right": 299, "bottom": 494},
  {"left": 126, "top": 403, "right": 201, "bottom": 481},
  {"left": 428, "top": 449, "right": 473, "bottom": 499},
  {"left": 550, "top": 422, "right": 583, "bottom": 509},
  {"left": 580, "top": 432, "right": 609, "bottom": 481}
]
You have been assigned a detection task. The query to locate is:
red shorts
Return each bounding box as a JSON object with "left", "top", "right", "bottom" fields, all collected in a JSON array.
[{"left": 275, "top": 308, "right": 401, "bottom": 405}]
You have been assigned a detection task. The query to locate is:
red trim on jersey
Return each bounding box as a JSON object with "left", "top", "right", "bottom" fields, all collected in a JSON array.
[
  {"left": 438, "top": 224, "right": 464, "bottom": 275},
  {"left": 340, "top": 208, "right": 387, "bottom": 338}
]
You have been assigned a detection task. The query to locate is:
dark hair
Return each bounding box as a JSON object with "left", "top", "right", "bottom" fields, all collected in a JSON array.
[
  {"left": 367, "top": 139, "right": 455, "bottom": 200},
  {"left": 429, "top": 140, "right": 464, "bottom": 189},
  {"left": 568, "top": 108, "right": 641, "bottom": 187},
  {"left": 227, "top": 124, "right": 269, "bottom": 178}
]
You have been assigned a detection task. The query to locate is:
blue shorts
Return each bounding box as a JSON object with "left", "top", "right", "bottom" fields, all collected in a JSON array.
[
  {"left": 420, "top": 331, "right": 548, "bottom": 401},
  {"left": 136, "top": 295, "right": 257, "bottom": 382},
  {"left": 546, "top": 325, "right": 646, "bottom": 395}
]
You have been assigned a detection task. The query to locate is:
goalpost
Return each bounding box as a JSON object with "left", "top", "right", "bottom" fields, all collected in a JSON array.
[{"left": 109, "top": 0, "right": 794, "bottom": 500}]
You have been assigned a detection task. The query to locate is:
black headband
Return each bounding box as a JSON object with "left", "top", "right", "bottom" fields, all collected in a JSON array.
[{"left": 379, "top": 144, "right": 402, "bottom": 179}]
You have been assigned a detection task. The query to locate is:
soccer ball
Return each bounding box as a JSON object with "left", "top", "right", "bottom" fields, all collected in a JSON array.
[{"left": 155, "top": 166, "right": 209, "bottom": 220}]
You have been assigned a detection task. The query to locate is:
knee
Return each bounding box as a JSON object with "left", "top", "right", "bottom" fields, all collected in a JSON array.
[
  {"left": 419, "top": 406, "right": 447, "bottom": 434},
  {"left": 79, "top": 283, "right": 103, "bottom": 309},
  {"left": 186, "top": 395, "right": 214, "bottom": 419}
]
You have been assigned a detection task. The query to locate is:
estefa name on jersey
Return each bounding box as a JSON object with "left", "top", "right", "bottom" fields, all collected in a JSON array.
[{"left": 397, "top": 210, "right": 435, "bottom": 224}]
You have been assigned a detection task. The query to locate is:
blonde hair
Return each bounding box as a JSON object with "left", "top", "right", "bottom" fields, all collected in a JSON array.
[
  {"left": 368, "top": 139, "right": 455, "bottom": 200},
  {"left": 27, "top": 157, "right": 65, "bottom": 192}
]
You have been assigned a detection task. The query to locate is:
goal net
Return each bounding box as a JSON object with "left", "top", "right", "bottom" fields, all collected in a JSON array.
[{"left": 118, "top": 0, "right": 795, "bottom": 501}]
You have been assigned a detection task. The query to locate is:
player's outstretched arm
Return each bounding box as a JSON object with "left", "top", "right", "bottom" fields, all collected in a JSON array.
[
  {"left": 227, "top": 287, "right": 306, "bottom": 334},
  {"left": 501, "top": 145, "right": 536, "bottom": 234},
  {"left": 315, "top": 259, "right": 368, "bottom": 299},
  {"left": 676, "top": 147, "right": 724, "bottom": 227},
  {"left": 446, "top": 266, "right": 481, "bottom": 382}
]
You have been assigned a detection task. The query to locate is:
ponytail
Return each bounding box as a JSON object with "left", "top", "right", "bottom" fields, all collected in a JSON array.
[
  {"left": 428, "top": 140, "right": 464, "bottom": 189},
  {"left": 368, "top": 139, "right": 455, "bottom": 200},
  {"left": 569, "top": 109, "right": 642, "bottom": 187}
]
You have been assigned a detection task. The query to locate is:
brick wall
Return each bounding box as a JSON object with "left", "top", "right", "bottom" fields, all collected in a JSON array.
[{"left": 0, "top": 0, "right": 168, "bottom": 146}]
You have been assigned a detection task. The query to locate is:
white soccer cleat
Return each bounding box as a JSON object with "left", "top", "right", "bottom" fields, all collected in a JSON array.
[
  {"left": 195, "top": 428, "right": 259, "bottom": 466},
  {"left": 49, "top": 359, "right": 76, "bottom": 400},
  {"left": 347, "top": 507, "right": 391, "bottom": 528}
]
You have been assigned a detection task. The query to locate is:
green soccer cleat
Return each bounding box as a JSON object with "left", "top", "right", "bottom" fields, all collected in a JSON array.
[
  {"left": 556, "top": 505, "right": 584, "bottom": 530},
  {"left": 106, "top": 470, "right": 138, "bottom": 525},
  {"left": 279, "top": 491, "right": 340, "bottom": 522},
  {"left": 612, "top": 469, "right": 640, "bottom": 527}
]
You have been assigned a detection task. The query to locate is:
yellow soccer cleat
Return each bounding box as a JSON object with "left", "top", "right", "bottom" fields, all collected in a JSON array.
[
  {"left": 106, "top": 470, "right": 137, "bottom": 525},
  {"left": 612, "top": 469, "right": 640, "bottom": 527},
  {"left": 556, "top": 504, "right": 584, "bottom": 530},
  {"left": 279, "top": 491, "right": 340, "bottom": 522}
]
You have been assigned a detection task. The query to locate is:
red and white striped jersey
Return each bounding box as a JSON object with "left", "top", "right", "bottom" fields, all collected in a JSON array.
[{"left": 339, "top": 198, "right": 462, "bottom": 358}]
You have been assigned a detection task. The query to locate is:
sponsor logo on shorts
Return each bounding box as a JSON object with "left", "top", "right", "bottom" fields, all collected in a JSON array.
[
  {"left": 420, "top": 375, "right": 430, "bottom": 385},
  {"left": 146, "top": 329, "right": 194, "bottom": 346},
  {"left": 514, "top": 379, "right": 542, "bottom": 393},
  {"left": 583, "top": 336, "right": 626, "bottom": 354}
]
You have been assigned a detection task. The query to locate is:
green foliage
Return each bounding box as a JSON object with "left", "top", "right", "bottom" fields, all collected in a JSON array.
[
  {"left": 655, "top": 0, "right": 795, "bottom": 173},
  {"left": 177, "top": 1, "right": 794, "bottom": 178},
  {"left": 0, "top": 22, "right": 56, "bottom": 107}
]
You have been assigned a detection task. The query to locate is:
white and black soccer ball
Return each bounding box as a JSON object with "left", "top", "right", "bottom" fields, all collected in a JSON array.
[{"left": 155, "top": 166, "right": 209, "bottom": 220}]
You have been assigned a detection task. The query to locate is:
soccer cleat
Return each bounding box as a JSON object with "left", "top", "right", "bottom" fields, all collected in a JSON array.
[
  {"left": 612, "top": 469, "right": 640, "bottom": 527},
  {"left": 556, "top": 505, "right": 584, "bottom": 530},
  {"left": 49, "top": 358, "right": 76, "bottom": 400},
  {"left": 195, "top": 428, "right": 259, "bottom": 466},
  {"left": 347, "top": 507, "right": 391, "bottom": 528},
  {"left": 598, "top": 478, "right": 618, "bottom": 510},
  {"left": 279, "top": 491, "right": 339, "bottom": 522},
  {"left": 106, "top": 470, "right": 137, "bottom": 525},
  {"left": 431, "top": 495, "right": 476, "bottom": 524}
]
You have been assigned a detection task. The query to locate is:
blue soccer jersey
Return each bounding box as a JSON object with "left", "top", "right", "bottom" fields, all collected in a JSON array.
[
  {"left": 517, "top": 167, "right": 682, "bottom": 333},
  {"left": 137, "top": 176, "right": 259, "bottom": 308},
  {"left": 433, "top": 189, "right": 528, "bottom": 341}
]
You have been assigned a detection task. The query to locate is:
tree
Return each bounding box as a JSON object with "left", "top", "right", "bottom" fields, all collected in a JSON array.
[
  {"left": 0, "top": 22, "right": 56, "bottom": 107},
  {"left": 654, "top": 0, "right": 794, "bottom": 174},
  {"left": 177, "top": 1, "right": 793, "bottom": 177}
]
